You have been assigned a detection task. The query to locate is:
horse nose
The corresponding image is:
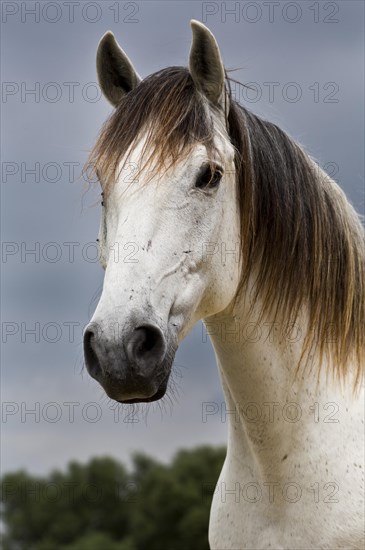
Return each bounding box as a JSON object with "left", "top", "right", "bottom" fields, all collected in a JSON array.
[
  {"left": 83, "top": 320, "right": 172, "bottom": 402},
  {"left": 83, "top": 322, "right": 167, "bottom": 378},
  {"left": 126, "top": 324, "right": 167, "bottom": 372}
]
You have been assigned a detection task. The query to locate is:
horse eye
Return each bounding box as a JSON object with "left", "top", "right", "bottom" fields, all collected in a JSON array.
[{"left": 195, "top": 164, "right": 223, "bottom": 190}]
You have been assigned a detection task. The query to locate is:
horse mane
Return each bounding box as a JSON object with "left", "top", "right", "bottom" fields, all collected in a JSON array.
[{"left": 87, "top": 66, "right": 365, "bottom": 389}]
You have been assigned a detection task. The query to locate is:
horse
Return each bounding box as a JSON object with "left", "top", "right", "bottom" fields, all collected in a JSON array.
[{"left": 83, "top": 21, "right": 365, "bottom": 549}]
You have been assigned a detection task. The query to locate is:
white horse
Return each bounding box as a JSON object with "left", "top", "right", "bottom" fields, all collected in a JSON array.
[{"left": 84, "top": 21, "right": 364, "bottom": 549}]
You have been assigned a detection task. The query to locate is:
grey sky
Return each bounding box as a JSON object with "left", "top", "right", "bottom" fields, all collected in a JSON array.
[{"left": 1, "top": 0, "right": 364, "bottom": 475}]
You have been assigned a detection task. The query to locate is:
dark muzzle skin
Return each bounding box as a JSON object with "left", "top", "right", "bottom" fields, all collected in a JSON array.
[{"left": 83, "top": 317, "right": 177, "bottom": 403}]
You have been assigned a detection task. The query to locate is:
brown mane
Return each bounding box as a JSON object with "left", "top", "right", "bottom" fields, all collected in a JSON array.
[{"left": 86, "top": 66, "right": 365, "bottom": 389}]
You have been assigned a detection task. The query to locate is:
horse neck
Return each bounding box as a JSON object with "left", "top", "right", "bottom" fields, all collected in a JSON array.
[{"left": 206, "top": 294, "right": 352, "bottom": 474}]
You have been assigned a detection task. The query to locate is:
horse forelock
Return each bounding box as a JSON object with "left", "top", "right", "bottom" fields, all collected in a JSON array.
[{"left": 87, "top": 66, "right": 221, "bottom": 190}]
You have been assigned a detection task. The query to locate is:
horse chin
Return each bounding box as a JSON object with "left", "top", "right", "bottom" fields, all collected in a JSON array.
[
  {"left": 117, "top": 381, "right": 168, "bottom": 404},
  {"left": 101, "top": 367, "right": 171, "bottom": 404}
]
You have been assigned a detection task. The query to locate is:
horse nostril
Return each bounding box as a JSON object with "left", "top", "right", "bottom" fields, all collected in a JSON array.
[
  {"left": 83, "top": 328, "right": 102, "bottom": 379},
  {"left": 126, "top": 324, "right": 166, "bottom": 369}
]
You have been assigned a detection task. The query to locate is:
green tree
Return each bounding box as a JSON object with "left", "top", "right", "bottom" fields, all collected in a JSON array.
[
  {"left": 131, "top": 446, "right": 225, "bottom": 550},
  {"left": 1, "top": 446, "right": 226, "bottom": 550},
  {"left": 1, "top": 457, "right": 131, "bottom": 549},
  {"left": 60, "top": 531, "right": 135, "bottom": 550}
]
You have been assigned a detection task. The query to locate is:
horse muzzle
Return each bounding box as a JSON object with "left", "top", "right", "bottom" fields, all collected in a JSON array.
[{"left": 83, "top": 318, "right": 176, "bottom": 403}]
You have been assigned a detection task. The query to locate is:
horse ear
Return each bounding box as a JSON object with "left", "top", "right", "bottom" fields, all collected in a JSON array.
[
  {"left": 96, "top": 31, "right": 141, "bottom": 107},
  {"left": 189, "top": 20, "right": 225, "bottom": 106}
]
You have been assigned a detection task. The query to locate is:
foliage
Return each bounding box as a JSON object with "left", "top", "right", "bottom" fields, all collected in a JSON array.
[{"left": 1, "top": 446, "right": 225, "bottom": 550}]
